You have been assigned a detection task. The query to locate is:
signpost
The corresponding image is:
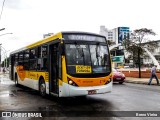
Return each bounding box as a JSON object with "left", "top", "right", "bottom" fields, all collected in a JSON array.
[
  {"left": 118, "top": 27, "right": 130, "bottom": 43},
  {"left": 112, "top": 56, "right": 124, "bottom": 62}
]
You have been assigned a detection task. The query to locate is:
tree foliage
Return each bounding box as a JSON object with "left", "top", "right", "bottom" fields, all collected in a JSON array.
[
  {"left": 107, "top": 40, "right": 116, "bottom": 47},
  {"left": 122, "top": 28, "right": 158, "bottom": 59},
  {"left": 2, "top": 57, "right": 9, "bottom": 67},
  {"left": 122, "top": 28, "right": 158, "bottom": 78}
]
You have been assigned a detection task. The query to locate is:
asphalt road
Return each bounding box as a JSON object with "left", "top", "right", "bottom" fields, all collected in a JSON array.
[{"left": 0, "top": 74, "right": 160, "bottom": 120}]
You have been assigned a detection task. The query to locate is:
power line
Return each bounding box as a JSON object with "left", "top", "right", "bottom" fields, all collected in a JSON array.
[{"left": 0, "top": 0, "right": 6, "bottom": 21}]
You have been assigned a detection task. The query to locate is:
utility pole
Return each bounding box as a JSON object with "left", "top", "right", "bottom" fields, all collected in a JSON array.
[
  {"left": 0, "top": 28, "right": 7, "bottom": 72},
  {"left": 0, "top": 28, "right": 5, "bottom": 72},
  {"left": 138, "top": 36, "right": 141, "bottom": 78},
  {"left": 138, "top": 46, "right": 141, "bottom": 78}
]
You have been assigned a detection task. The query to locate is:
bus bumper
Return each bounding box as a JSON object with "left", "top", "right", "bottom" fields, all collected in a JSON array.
[{"left": 59, "top": 81, "right": 112, "bottom": 97}]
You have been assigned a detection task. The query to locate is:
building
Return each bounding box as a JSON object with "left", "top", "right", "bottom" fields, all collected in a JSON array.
[
  {"left": 100, "top": 26, "right": 130, "bottom": 44},
  {"left": 99, "top": 26, "right": 160, "bottom": 68},
  {"left": 99, "top": 26, "right": 130, "bottom": 68},
  {"left": 99, "top": 26, "right": 114, "bottom": 42},
  {"left": 142, "top": 40, "right": 160, "bottom": 67}
]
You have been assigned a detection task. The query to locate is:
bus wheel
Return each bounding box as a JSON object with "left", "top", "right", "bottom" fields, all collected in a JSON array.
[
  {"left": 39, "top": 79, "right": 46, "bottom": 97},
  {"left": 15, "top": 74, "right": 19, "bottom": 86}
]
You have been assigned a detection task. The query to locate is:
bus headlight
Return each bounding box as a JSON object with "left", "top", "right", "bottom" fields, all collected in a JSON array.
[
  {"left": 69, "top": 80, "right": 73, "bottom": 84},
  {"left": 67, "top": 77, "right": 78, "bottom": 86},
  {"left": 105, "top": 78, "right": 112, "bottom": 84}
]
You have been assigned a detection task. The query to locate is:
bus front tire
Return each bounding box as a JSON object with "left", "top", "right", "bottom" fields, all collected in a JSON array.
[{"left": 39, "top": 79, "right": 46, "bottom": 97}]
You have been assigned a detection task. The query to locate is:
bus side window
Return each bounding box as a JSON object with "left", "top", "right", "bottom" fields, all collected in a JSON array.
[
  {"left": 37, "top": 58, "right": 48, "bottom": 71},
  {"left": 41, "top": 45, "right": 48, "bottom": 58},
  {"left": 38, "top": 47, "right": 41, "bottom": 58},
  {"left": 29, "top": 59, "right": 37, "bottom": 70},
  {"left": 37, "top": 59, "right": 41, "bottom": 70},
  {"left": 23, "top": 50, "right": 29, "bottom": 70},
  {"left": 41, "top": 58, "right": 48, "bottom": 71},
  {"left": 30, "top": 49, "right": 37, "bottom": 59},
  {"left": 14, "top": 53, "right": 18, "bottom": 65}
]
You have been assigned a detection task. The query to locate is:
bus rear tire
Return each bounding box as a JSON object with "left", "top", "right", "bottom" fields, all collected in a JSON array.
[{"left": 39, "top": 79, "right": 46, "bottom": 97}]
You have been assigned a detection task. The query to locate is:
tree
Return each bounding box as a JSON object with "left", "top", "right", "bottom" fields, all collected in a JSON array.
[
  {"left": 2, "top": 57, "right": 9, "bottom": 68},
  {"left": 107, "top": 40, "right": 116, "bottom": 47},
  {"left": 122, "top": 28, "right": 158, "bottom": 78}
]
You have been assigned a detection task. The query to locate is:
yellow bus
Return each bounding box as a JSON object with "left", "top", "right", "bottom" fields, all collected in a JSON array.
[{"left": 9, "top": 31, "right": 112, "bottom": 97}]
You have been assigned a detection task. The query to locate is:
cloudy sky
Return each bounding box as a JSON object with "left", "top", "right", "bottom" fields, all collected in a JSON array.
[{"left": 0, "top": 0, "right": 160, "bottom": 60}]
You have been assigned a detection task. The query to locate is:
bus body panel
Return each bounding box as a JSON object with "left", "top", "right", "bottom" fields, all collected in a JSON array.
[
  {"left": 9, "top": 31, "right": 112, "bottom": 97},
  {"left": 15, "top": 67, "right": 49, "bottom": 93},
  {"left": 26, "top": 32, "right": 62, "bottom": 49},
  {"left": 18, "top": 78, "right": 39, "bottom": 90},
  {"left": 58, "top": 81, "right": 112, "bottom": 97},
  {"left": 64, "top": 81, "right": 112, "bottom": 97},
  {"left": 59, "top": 82, "right": 70, "bottom": 97},
  {"left": 17, "top": 76, "right": 49, "bottom": 94},
  {"left": 67, "top": 74, "right": 112, "bottom": 87}
]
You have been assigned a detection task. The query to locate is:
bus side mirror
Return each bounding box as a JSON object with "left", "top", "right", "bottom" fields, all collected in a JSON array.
[{"left": 59, "top": 43, "right": 64, "bottom": 55}]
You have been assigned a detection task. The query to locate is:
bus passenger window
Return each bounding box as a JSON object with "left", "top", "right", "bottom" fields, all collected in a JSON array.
[
  {"left": 38, "top": 47, "right": 41, "bottom": 58},
  {"left": 29, "top": 59, "right": 37, "bottom": 70},
  {"left": 41, "top": 58, "right": 48, "bottom": 71},
  {"left": 41, "top": 45, "right": 48, "bottom": 58},
  {"left": 42, "top": 51, "right": 47, "bottom": 57},
  {"left": 23, "top": 61, "right": 29, "bottom": 70},
  {"left": 30, "top": 49, "right": 37, "bottom": 59}
]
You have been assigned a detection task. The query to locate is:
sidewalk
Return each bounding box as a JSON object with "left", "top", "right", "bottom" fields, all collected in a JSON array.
[{"left": 125, "top": 77, "right": 160, "bottom": 86}]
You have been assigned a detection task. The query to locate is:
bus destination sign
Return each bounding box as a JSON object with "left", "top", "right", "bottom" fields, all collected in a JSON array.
[{"left": 63, "top": 34, "right": 106, "bottom": 43}]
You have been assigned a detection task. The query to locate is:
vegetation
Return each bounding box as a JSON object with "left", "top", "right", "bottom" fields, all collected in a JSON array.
[
  {"left": 107, "top": 40, "right": 116, "bottom": 47},
  {"left": 1, "top": 57, "right": 9, "bottom": 67},
  {"left": 122, "top": 28, "right": 158, "bottom": 77}
]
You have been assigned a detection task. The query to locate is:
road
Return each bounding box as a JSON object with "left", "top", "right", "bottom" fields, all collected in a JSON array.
[{"left": 0, "top": 74, "right": 160, "bottom": 120}]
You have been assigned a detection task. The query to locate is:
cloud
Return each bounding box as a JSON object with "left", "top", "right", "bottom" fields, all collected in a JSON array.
[
  {"left": 0, "top": 0, "right": 160, "bottom": 59},
  {"left": 3, "top": 0, "right": 31, "bottom": 10}
]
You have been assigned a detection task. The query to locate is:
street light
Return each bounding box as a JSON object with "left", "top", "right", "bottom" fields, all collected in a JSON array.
[
  {"left": 0, "top": 33, "right": 12, "bottom": 37},
  {"left": 1, "top": 47, "right": 10, "bottom": 69},
  {"left": 0, "top": 32, "right": 12, "bottom": 71},
  {"left": 0, "top": 28, "right": 5, "bottom": 31}
]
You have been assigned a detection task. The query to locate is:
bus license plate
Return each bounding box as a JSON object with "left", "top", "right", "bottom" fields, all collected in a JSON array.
[{"left": 88, "top": 90, "right": 97, "bottom": 95}]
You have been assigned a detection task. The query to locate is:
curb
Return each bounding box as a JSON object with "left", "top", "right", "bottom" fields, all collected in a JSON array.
[{"left": 125, "top": 80, "right": 160, "bottom": 86}]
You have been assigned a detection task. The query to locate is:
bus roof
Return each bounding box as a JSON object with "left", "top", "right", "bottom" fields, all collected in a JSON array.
[
  {"left": 10, "top": 31, "right": 106, "bottom": 55},
  {"left": 61, "top": 31, "right": 105, "bottom": 37},
  {"left": 10, "top": 32, "right": 62, "bottom": 55}
]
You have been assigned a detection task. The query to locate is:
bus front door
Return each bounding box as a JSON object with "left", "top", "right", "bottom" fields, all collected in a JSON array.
[{"left": 49, "top": 43, "right": 59, "bottom": 96}]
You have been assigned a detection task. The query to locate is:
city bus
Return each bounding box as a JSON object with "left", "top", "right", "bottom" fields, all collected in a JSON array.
[{"left": 9, "top": 31, "right": 112, "bottom": 97}]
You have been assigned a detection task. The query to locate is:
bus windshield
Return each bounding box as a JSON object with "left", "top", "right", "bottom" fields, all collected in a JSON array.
[{"left": 65, "top": 43, "right": 111, "bottom": 76}]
